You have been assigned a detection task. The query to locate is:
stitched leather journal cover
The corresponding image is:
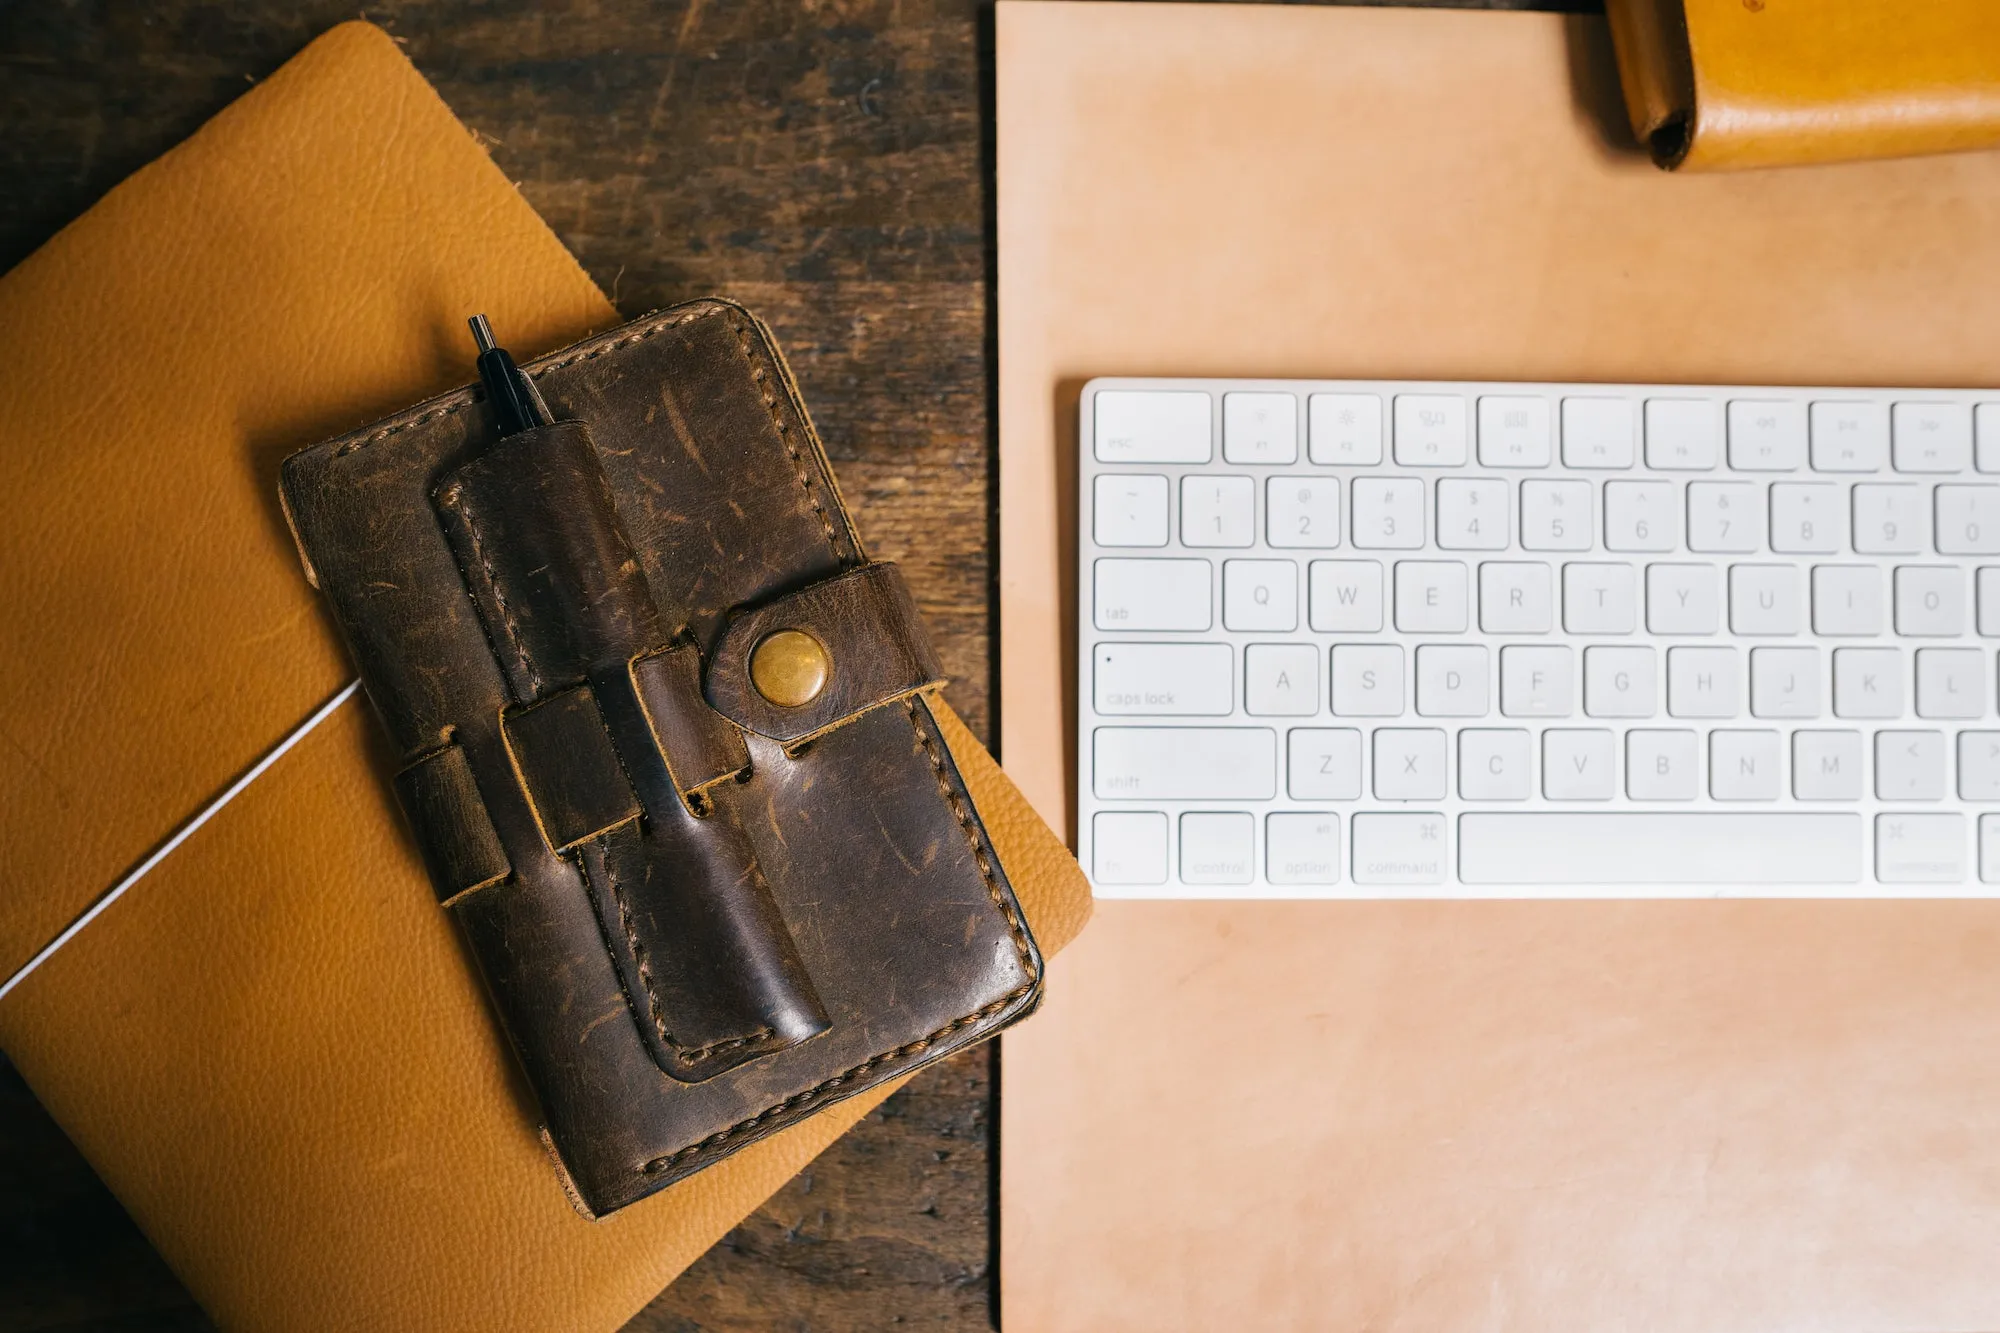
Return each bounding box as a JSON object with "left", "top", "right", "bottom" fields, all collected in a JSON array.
[
  {"left": 280, "top": 300, "right": 1045, "bottom": 1216},
  {"left": 0, "top": 21, "right": 1088, "bottom": 1332}
]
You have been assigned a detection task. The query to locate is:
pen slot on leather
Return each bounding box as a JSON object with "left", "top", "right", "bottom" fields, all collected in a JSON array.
[{"left": 432, "top": 416, "right": 827, "bottom": 1083}]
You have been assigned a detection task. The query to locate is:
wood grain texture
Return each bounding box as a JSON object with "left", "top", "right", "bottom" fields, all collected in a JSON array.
[{"left": 0, "top": 1, "right": 1584, "bottom": 1328}]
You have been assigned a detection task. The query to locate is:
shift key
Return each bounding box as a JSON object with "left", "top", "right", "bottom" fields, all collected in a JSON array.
[{"left": 1093, "top": 727, "right": 1276, "bottom": 800}]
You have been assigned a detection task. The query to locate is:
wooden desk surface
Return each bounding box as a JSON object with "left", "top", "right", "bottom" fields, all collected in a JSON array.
[{"left": 0, "top": 1, "right": 1573, "bottom": 1327}]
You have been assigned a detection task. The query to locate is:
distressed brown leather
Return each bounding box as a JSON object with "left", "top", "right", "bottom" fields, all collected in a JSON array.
[
  {"left": 0, "top": 21, "right": 1089, "bottom": 1331},
  {"left": 1606, "top": 0, "right": 2000, "bottom": 170},
  {"left": 281, "top": 299, "right": 1044, "bottom": 1214}
]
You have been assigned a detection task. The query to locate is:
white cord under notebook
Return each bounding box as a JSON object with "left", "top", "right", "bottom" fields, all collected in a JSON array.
[{"left": 0, "top": 679, "right": 362, "bottom": 1004}]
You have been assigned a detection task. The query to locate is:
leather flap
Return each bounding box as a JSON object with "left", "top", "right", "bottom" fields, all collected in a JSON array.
[
  {"left": 705, "top": 562, "right": 946, "bottom": 745},
  {"left": 393, "top": 741, "right": 511, "bottom": 904},
  {"left": 502, "top": 684, "right": 641, "bottom": 851},
  {"left": 631, "top": 644, "right": 752, "bottom": 808}
]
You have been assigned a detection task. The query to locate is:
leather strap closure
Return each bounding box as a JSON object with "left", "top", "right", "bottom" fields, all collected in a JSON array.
[
  {"left": 394, "top": 741, "right": 511, "bottom": 905},
  {"left": 502, "top": 683, "right": 642, "bottom": 851},
  {"left": 631, "top": 643, "right": 752, "bottom": 809},
  {"left": 705, "top": 562, "right": 945, "bottom": 746}
]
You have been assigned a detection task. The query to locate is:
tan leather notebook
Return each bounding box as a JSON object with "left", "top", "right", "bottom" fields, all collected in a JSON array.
[
  {"left": 0, "top": 21, "right": 1088, "bottom": 1331},
  {"left": 997, "top": 4, "right": 2000, "bottom": 1329},
  {"left": 1607, "top": 0, "right": 2000, "bottom": 170}
]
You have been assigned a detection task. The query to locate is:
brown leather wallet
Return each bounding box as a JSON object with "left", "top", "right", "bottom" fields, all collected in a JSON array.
[{"left": 280, "top": 299, "right": 1043, "bottom": 1217}]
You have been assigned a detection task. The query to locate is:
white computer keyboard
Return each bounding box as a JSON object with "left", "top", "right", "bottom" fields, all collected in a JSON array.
[{"left": 1075, "top": 377, "right": 2000, "bottom": 898}]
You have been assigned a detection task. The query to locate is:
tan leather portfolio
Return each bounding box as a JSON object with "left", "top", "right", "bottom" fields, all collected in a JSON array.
[
  {"left": 1607, "top": 0, "right": 2000, "bottom": 170},
  {"left": 997, "top": 4, "right": 2000, "bottom": 1329},
  {"left": 0, "top": 20, "right": 1087, "bottom": 1332}
]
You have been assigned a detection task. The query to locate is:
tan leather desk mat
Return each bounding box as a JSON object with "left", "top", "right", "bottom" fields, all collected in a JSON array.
[
  {"left": 996, "top": 4, "right": 2000, "bottom": 1329},
  {"left": 0, "top": 21, "right": 1087, "bottom": 1332}
]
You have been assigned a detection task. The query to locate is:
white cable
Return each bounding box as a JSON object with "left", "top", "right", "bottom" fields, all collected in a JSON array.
[{"left": 0, "top": 679, "right": 362, "bottom": 1004}]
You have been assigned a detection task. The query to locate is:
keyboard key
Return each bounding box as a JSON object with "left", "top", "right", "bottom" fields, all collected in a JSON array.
[
  {"left": 1266, "top": 813, "right": 1342, "bottom": 886},
  {"left": 1934, "top": 484, "right": 2000, "bottom": 555},
  {"left": 1307, "top": 392, "right": 1383, "bottom": 465},
  {"left": 1811, "top": 565, "right": 1885, "bottom": 636},
  {"left": 1351, "top": 477, "right": 1424, "bottom": 549},
  {"left": 1981, "top": 568, "right": 2000, "bottom": 636},
  {"left": 1729, "top": 564, "right": 1802, "bottom": 635},
  {"left": 1893, "top": 402, "right": 1973, "bottom": 473},
  {"left": 1415, "top": 644, "right": 1489, "bottom": 717},
  {"left": 1894, "top": 565, "right": 1966, "bottom": 636},
  {"left": 1288, "top": 728, "right": 1363, "bottom": 800},
  {"left": 1985, "top": 815, "right": 2000, "bottom": 882},
  {"left": 1093, "top": 727, "right": 1276, "bottom": 800},
  {"left": 1626, "top": 729, "right": 1699, "bottom": 801},
  {"left": 1436, "top": 478, "right": 1509, "bottom": 550},
  {"left": 1266, "top": 477, "right": 1340, "bottom": 548},
  {"left": 1093, "top": 642, "right": 1233, "bottom": 716},
  {"left": 1180, "top": 812, "right": 1254, "bottom": 885},
  {"left": 1604, "top": 481, "right": 1678, "bottom": 552},
  {"left": 1479, "top": 561, "right": 1554, "bottom": 633},
  {"left": 1223, "top": 558, "right": 1299, "bottom": 631},
  {"left": 1980, "top": 404, "right": 2000, "bottom": 473},
  {"left": 1181, "top": 475, "right": 1255, "bottom": 547},
  {"left": 1769, "top": 482, "right": 1844, "bottom": 554},
  {"left": 1876, "top": 812, "right": 1966, "bottom": 883},
  {"left": 1710, "top": 729, "right": 1781, "bottom": 800},
  {"left": 1477, "top": 395, "right": 1551, "bottom": 467},
  {"left": 1726, "top": 399, "right": 1805, "bottom": 471},
  {"left": 1373, "top": 728, "right": 1448, "bottom": 800},
  {"left": 1542, "top": 729, "right": 1616, "bottom": 800},
  {"left": 1222, "top": 392, "right": 1298, "bottom": 464},
  {"left": 1561, "top": 396, "right": 1636, "bottom": 469},
  {"left": 1459, "top": 813, "right": 1861, "bottom": 884},
  {"left": 1092, "top": 811, "right": 1168, "bottom": 885},
  {"left": 1095, "top": 390, "right": 1210, "bottom": 463},
  {"left": 1093, "top": 474, "right": 1169, "bottom": 546},
  {"left": 1875, "top": 730, "right": 1947, "bottom": 800},
  {"left": 1520, "top": 479, "right": 1593, "bottom": 551},
  {"left": 1500, "top": 644, "right": 1574, "bottom": 717},
  {"left": 1094, "top": 558, "right": 1211, "bottom": 631},
  {"left": 1749, "top": 646, "right": 1820, "bottom": 718},
  {"left": 1394, "top": 560, "right": 1469, "bottom": 633},
  {"left": 1331, "top": 644, "right": 1404, "bottom": 716},
  {"left": 1686, "top": 481, "right": 1763, "bottom": 553},
  {"left": 1351, "top": 813, "right": 1448, "bottom": 886},
  {"left": 1458, "top": 728, "right": 1532, "bottom": 800},
  {"left": 1832, "top": 647, "right": 1903, "bottom": 719},
  {"left": 1308, "top": 560, "right": 1384, "bottom": 631},
  {"left": 1914, "top": 647, "right": 1984, "bottom": 719},
  {"left": 1810, "top": 401, "right": 1889, "bottom": 472},
  {"left": 1646, "top": 563, "right": 1721, "bottom": 635},
  {"left": 1793, "top": 730, "right": 1863, "bottom": 801},
  {"left": 1667, "top": 646, "right": 1741, "bottom": 718},
  {"left": 1563, "top": 562, "right": 1638, "bottom": 634},
  {"left": 1393, "top": 394, "right": 1468, "bottom": 466},
  {"left": 1244, "top": 643, "right": 1318, "bottom": 716},
  {"left": 1958, "top": 732, "right": 2000, "bottom": 800},
  {"left": 1851, "top": 483, "right": 1926, "bottom": 554},
  {"left": 1583, "top": 645, "right": 1657, "bottom": 717},
  {"left": 1647, "top": 398, "right": 1720, "bottom": 470}
]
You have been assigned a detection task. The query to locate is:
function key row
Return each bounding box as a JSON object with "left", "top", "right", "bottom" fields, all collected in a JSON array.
[
  {"left": 1094, "top": 388, "right": 2000, "bottom": 472},
  {"left": 1095, "top": 473, "right": 2000, "bottom": 555}
]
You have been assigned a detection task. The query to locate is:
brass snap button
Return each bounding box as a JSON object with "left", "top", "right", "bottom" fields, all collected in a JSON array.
[{"left": 750, "top": 629, "right": 830, "bottom": 708}]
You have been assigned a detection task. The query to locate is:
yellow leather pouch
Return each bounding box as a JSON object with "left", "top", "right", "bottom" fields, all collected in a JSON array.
[
  {"left": 1607, "top": 0, "right": 2000, "bottom": 170},
  {"left": 0, "top": 21, "right": 1088, "bottom": 1332}
]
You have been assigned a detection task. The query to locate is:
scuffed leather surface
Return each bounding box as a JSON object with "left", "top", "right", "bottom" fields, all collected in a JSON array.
[
  {"left": 1607, "top": 0, "right": 2000, "bottom": 170},
  {"left": 282, "top": 301, "right": 1044, "bottom": 1212},
  {"left": 706, "top": 561, "right": 946, "bottom": 744},
  {"left": 0, "top": 19, "right": 1089, "bottom": 1332}
]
